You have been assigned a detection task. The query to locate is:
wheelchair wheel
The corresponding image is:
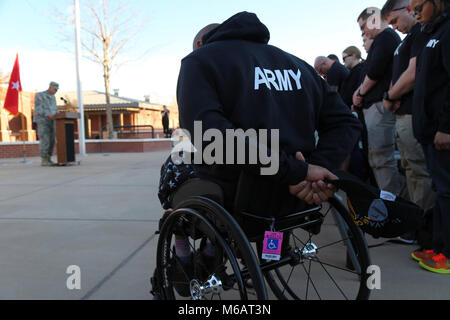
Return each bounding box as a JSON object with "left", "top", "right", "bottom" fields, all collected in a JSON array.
[
  {"left": 262, "top": 196, "right": 371, "bottom": 300},
  {"left": 154, "top": 196, "right": 268, "bottom": 300}
]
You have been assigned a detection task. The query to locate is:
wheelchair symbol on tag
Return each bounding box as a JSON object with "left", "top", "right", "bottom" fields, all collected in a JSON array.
[
  {"left": 262, "top": 231, "right": 283, "bottom": 261},
  {"left": 267, "top": 239, "right": 279, "bottom": 250}
]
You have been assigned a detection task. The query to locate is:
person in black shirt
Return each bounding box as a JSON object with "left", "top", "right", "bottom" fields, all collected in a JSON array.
[
  {"left": 340, "top": 46, "right": 365, "bottom": 108},
  {"left": 381, "top": 0, "right": 436, "bottom": 244},
  {"left": 161, "top": 105, "right": 170, "bottom": 138},
  {"left": 353, "top": 7, "right": 406, "bottom": 197},
  {"left": 363, "top": 34, "right": 374, "bottom": 53},
  {"left": 314, "top": 56, "right": 349, "bottom": 92},
  {"left": 339, "top": 46, "right": 375, "bottom": 184},
  {"left": 359, "top": 35, "right": 374, "bottom": 88},
  {"left": 327, "top": 54, "right": 340, "bottom": 63},
  {"left": 410, "top": 0, "right": 450, "bottom": 273}
]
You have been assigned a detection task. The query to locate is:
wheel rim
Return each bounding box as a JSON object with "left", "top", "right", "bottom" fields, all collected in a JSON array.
[
  {"left": 157, "top": 207, "right": 260, "bottom": 300},
  {"left": 263, "top": 199, "right": 371, "bottom": 300}
]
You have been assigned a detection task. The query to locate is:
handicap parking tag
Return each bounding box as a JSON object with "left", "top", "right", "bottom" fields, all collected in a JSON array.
[{"left": 262, "top": 231, "right": 283, "bottom": 261}]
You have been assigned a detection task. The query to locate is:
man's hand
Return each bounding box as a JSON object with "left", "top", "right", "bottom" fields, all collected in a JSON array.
[
  {"left": 383, "top": 99, "right": 401, "bottom": 112},
  {"left": 434, "top": 131, "right": 450, "bottom": 151},
  {"left": 393, "top": 101, "right": 401, "bottom": 111},
  {"left": 48, "top": 114, "right": 57, "bottom": 120},
  {"left": 311, "top": 180, "right": 336, "bottom": 204},
  {"left": 305, "top": 163, "right": 338, "bottom": 182},
  {"left": 352, "top": 90, "right": 363, "bottom": 107},
  {"left": 289, "top": 152, "right": 338, "bottom": 205},
  {"left": 383, "top": 99, "right": 394, "bottom": 112}
]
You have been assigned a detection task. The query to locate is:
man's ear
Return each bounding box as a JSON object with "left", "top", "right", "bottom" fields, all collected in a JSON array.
[
  {"left": 196, "top": 40, "right": 203, "bottom": 49},
  {"left": 405, "top": 5, "right": 413, "bottom": 15}
]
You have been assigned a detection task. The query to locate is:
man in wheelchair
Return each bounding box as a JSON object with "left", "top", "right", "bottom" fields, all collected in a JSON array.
[{"left": 156, "top": 12, "right": 362, "bottom": 299}]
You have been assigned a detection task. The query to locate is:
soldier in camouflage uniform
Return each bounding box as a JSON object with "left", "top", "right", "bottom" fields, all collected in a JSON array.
[{"left": 33, "top": 82, "right": 59, "bottom": 166}]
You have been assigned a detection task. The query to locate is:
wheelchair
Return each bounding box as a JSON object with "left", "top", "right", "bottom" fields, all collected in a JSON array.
[{"left": 151, "top": 171, "right": 371, "bottom": 300}]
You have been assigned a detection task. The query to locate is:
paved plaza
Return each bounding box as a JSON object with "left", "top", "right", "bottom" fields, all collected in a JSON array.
[{"left": 0, "top": 151, "right": 448, "bottom": 300}]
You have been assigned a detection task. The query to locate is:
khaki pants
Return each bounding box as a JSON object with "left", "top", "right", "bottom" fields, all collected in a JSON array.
[
  {"left": 363, "top": 102, "right": 406, "bottom": 195},
  {"left": 396, "top": 114, "right": 435, "bottom": 210}
]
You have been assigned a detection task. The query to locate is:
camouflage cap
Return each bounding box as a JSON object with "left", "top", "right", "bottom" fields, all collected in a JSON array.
[{"left": 49, "top": 81, "right": 59, "bottom": 89}]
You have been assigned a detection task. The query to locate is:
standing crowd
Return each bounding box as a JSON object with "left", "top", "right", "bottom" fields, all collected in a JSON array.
[{"left": 314, "top": 0, "right": 449, "bottom": 274}]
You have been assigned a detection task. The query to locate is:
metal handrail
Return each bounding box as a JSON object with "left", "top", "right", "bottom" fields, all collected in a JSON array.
[{"left": 101, "top": 125, "right": 155, "bottom": 139}]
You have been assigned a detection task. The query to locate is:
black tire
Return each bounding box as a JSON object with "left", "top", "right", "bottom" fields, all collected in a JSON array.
[
  {"left": 155, "top": 196, "right": 268, "bottom": 300},
  {"left": 263, "top": 196, "right": 371, "bottom": 300}
]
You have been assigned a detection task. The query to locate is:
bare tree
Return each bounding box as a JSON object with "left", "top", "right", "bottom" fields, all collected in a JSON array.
[
  {"left": 0, "top": 69, "right": 10, "bottom": 85},
  {"left": 54, "top": 0, "right": 146, "bottom": 139}
]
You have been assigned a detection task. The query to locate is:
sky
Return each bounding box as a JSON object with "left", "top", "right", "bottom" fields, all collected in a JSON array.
[{"left": 0, "top": 0, "right": 392, "bottom": 105}]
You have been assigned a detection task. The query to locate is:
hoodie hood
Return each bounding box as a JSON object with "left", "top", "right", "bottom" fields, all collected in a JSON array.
[{"left": 202, "top": 11, "right": 270, "bottom": 45}]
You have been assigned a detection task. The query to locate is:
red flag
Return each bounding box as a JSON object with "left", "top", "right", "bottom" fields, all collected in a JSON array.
[{"left": 3, "top": 54, "right": 22, "bottom": 116}]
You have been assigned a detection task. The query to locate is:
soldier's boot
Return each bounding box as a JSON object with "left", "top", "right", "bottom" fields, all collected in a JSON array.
[
  {"left": 41, "top": 157, "right": 51, "bottom": 167},
  {"left": 47, "top": 157, "right": 55, "bottom": 165}
]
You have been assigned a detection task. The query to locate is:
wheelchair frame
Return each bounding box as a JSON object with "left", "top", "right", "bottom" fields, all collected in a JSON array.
[{"left": 151, "top": 193, "right": 371, "bottom": 300}]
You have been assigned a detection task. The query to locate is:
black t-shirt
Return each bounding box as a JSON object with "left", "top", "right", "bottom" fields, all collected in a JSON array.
[
  {"left": 413, "top": 13, "right": 450, "bottom": 144},
  {"left": 363, "top": 28, "right": 401, "bottom": 107},
  {"left": 340, "top": 63, "right": 364, "bottom": 108},
  {"left": 327, "top": 61, "right": 349, "bottom": 92},
  {"left": 392, "top": 23, "right": 429, "bottom": 115}
]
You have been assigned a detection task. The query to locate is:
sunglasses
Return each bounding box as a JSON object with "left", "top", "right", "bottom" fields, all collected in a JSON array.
[
  {"left": 412, "top": 0, "right": 430, "bottom": 18},
  {"left": 342, "top": 55, "right": 351, "bottom": 62}
]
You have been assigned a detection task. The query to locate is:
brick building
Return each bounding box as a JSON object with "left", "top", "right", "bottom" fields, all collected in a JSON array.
[
  {"left": 0, "top": 87, "right": 179, "bottom": 142},
  {"left": 56, "top": 90, "right": 179, "bottom": 139}
]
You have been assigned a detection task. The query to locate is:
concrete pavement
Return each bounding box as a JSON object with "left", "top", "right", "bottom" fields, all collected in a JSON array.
[{"left": 0, "top": 151, "right": 448, "bottom": 300}]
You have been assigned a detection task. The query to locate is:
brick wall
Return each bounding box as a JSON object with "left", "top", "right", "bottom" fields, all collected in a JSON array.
[
  {"left": 0, "top": 142, "right": 40, "bottom": 158},
  {"left": 0, "top": 139, "right": 172, "bottom": 159}
]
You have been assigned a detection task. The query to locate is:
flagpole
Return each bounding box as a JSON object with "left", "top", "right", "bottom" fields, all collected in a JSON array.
[
  {"left": 74, "top": 0, "right": 86, "bottom": 157},
  {"left": 18, "top": 88, "right": 31, "bottom": 164},
  {"left": 0, "top": 108, "right": 6, "bottom": 166}
]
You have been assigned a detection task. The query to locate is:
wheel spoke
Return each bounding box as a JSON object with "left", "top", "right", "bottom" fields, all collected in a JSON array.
[
  {"left": 317, "top": 237, "right": 351, "bottom": 251},
  {"left": 310, "top": 258, "right": 359, "bottom": 275},
  {"left": 321, "top": 204, "right": 332, "bottom": 219},
  {"left": 300, "top": 262, "right": 321, "bottom": 300},
  {"left": 281, "top": 266, "right": 295, "bottom": 296},
  {"left": 313, "top": 256, "right": 349, "bottom": 300},
  {"left": 291, "top": 232, "right": 307, "bottom": 247}
]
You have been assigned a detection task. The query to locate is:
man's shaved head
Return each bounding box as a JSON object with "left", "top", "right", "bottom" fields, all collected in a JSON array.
[
  {"left": 314, "top": 56, "right": 335, "bottom": 77},
  {"left": 314, "top": 56, "right": 330, "bottom": 69},
  {"left": 193, "top": 23, "right": 220, "bottom": 51}
]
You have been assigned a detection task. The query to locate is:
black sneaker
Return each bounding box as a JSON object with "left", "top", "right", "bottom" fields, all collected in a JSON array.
[
  {"left": 167, "top": 254, "right": 194, "bottom": 297},
  {"left": 195, "top": 239, "right": 238, "bottom": 291},
  {"left": 195, "top": 238, "right": 224, "bottom": 275}
]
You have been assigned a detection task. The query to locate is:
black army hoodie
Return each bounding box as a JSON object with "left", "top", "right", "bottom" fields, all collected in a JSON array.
[{"left": 177, "top": 12, "right": 361, "bottom": 199}]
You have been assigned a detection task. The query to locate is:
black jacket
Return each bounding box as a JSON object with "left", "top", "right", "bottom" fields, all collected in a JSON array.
[
  {"left": 177, "top": 12, "right": 361, "bottom": 200},
  {"left": 413, "top": 11, "right": 450, "bottom": 144}
]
